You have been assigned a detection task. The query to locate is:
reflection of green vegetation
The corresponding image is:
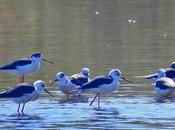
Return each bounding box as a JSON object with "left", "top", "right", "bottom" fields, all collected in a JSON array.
[
  {"left": 19, "top": 0, "right": 46, "bottom": 51},
  {"left": 0, "top": 0, "right": 175, "bottom": 87}
]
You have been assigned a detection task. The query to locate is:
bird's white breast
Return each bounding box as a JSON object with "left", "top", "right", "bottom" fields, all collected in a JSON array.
[
  {"left": 58, "top": 80, "right": 78, "bottom": 95},
  {"left": 17, "top": 62, "right": 40, "bottom": 75}
]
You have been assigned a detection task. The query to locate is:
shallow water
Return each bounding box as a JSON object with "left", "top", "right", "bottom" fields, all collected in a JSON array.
[
  {"left": 1, "top": 87, "right": 175, "bottom": 130},
  {"left": 0, "top": 0, "right": 175, "bottom": 129}
]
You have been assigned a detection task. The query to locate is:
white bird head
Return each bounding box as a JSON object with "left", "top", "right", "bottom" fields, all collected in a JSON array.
[
  {"left": 109, "top": 69, "right": 133, "bottom": 83},
  {"left": 81, "top": 67, "right": 90, "bottom": 76},
  {"left": 109, "top": 69, "right": 122, "bottom": 79},
  {"left": 157, "top": 69, "right": 166, "bottom": 79},
  {"left": 33, "top": 80, "right": 46, "bottom": 92},
  {"left": 49, "top": 72, "right": 68, "bottom": 87},
  {"left": 31, "top": 52, "right": 54, "bottom": 64},
  {"left": 33, "top": 80, "right": 54, "bottom": 96},
  {"left": 170, "top": 62, "right": 175, "bottom": 69},
  {"left": 31, "top": 53, "right": 42, "bottom": 62},
  {"left": 56, "top": 72, "right": 67, "bottom": 81}
]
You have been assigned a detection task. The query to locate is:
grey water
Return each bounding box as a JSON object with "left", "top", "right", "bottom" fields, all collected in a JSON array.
[{"left": 0, "top": 0, "right": 175, "bottom": 129}]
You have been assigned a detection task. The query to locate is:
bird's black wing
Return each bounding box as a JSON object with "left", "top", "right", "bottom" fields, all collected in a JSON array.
[
  {"left": 166, "top": 69, "right": 175, "bottom": 78},
  {"left": 71, "top": 76, "right": 88, "bottom": 85},
  {"left": 80, "top": 76, "right": 113, "bottom": 90},
  {"left": 155, "top": 80, "right": 170, "bottom": 89},
  {"left": 0, "top": 58, "right": 32, "bottom": 70},
  {"left": 0, "top": 83, "right": 35, "bottom": 98}
]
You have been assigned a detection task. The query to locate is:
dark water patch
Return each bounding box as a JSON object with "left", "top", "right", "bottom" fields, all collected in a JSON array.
[
  {"left": 58, "top": 95, "right": 89, "bottom": 104},
  {"left": 0, "top": 114, "right": 44, "bottom": 129}
]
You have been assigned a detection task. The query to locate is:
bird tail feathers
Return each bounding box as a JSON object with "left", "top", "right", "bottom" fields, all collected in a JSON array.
[{"left": 0, "top": 92, "right": 9, "bottom": 98}]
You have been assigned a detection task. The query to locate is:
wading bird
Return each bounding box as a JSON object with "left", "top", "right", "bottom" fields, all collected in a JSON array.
[
  {"left": 0, "top": 53, "right": 54, "bottom": 83},
  {"left": 78, "top": 69, "right": 132, "bottom": 109},
  {"left": 143, "top": 62, "right": 175, "bottom": 82},
  {"left": 70, "top": 67, "right": 90, "bottom": 85},
  {"left": 50, "top": 68, "right": 90, "bottom": 98},
  {"left": 0, "top": 80, "right": 53, "bottom": 115},
  {"left": 154, "top": 69, "right": 175, "bottom": 97}
]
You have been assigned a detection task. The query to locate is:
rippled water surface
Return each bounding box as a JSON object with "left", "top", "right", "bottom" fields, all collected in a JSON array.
[
  {"left": 1, "top": 88, "right": 175, "bottom": 130},
  {"left": 0, "top": 0, "right": 175, "bottom": 129}
]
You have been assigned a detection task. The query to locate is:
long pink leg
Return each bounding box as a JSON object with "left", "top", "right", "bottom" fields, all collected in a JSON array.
[
  {"left": 19, "top": 77, "right": 21, "bottom": 83},
  {"left": 21, "top": 103, "right": 25, "bottom": 115},
  {"left": 19, "top": 75, "right": 24, "bottom": 83},
  {"left": 97, "top": 94, "right": 101, "bottom": 109},
  {"left": 90, "top": 93, "right": 99, "bottom": 106},
  {"left": 17, "top": 104, "right": 21, "bottom": 115},
  {"left": 66, "top": 94, "right": 70, "bottom": 100}
]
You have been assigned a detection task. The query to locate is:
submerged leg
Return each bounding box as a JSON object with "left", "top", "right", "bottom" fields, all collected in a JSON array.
[
  {"left": 17, "top": 104, "right": 21, "bottom": 115},
  {"left": 19, "top": 77, "right": 21, "bottom": 83},
  {"left": 66, "top": 94, "right": 70, "bottom": 100},
  {"left": 90, "top": 93, "right": 99, "bottom": 106},
  {"left": 21, "top": 103, "right": 25, "bottom": 115},
  {"left": 97, "top": 94, "right": 101, "bottom": 109},
  {"left": 19, "top": 75, "right": 24, "bottom": 83}
]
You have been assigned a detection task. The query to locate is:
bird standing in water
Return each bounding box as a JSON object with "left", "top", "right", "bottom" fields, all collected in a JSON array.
[
  {"left": 78, "top": 69, "right": 132, "bottom": 109},
  {"left": 0, "top": 53, "right": 54, "bottom": 83},
  {"left": 154, "top": 69, "right": 175, "bottom": 97},
  {"left": 50, "top": 68, "right": 90, "bottom": 99},
  {"left": 143, "top": 62, "right": 175, "bottom": 82},
  {"left": 0, "top": 80, "right": 53, "bottom": 115},
  {"left": 50, "top": 72, "right": 81, "bottom": 98}
]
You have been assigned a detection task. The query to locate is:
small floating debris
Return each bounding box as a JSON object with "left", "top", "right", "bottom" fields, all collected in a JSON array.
[
  {"left": 163, "top": 34, "right": 167, "bottom": 37},
  {"left": 95, "top": 11, "right": 99, "bottom": 15},
  {"left": 106, "top": 44, "right": 111, "bottom": 48},
  {"left": 128, "top": 19, "right": 132, "bottom": 23},
  {"left": 128, "top": 19, "right": 137, "bottom": 24},
  {"left": 133, "top": 20, "right": 136, "bottom": 23}
]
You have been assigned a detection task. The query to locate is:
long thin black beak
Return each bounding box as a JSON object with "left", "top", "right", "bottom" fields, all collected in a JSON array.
[
  {"left": 121, "top": 76, "right": 133, "bottom": 84},
  {"left": 49, "top": 79, "right": 58, "bottom": 86},
  {"left": 44, "top": 88, "right": 54, "bottom": 97},
  {"left": 42, "top": 58, "right": 55, "bottom": 64}
]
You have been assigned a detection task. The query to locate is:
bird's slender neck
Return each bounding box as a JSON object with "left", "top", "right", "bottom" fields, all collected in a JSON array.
[
  {"left": 84, "top": 74, "right": 89, "bottom": 78},
  {"left": 31, "top": 58, "right": 41, "bottom": 64},
  {"left": 35, "top": 86, "right": 43, "bottom": 92},
  {"left": 59, "top": 77, "right": 69, "bottom": 85}
]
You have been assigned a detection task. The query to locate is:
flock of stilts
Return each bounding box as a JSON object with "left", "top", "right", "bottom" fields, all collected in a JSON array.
[{"left": 0, "top": 52, "right": 174, "bottom": 115}]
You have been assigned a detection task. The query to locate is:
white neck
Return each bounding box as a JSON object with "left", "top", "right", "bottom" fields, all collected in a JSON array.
[
  {"left": 35, "top": 85, "right": 43, "bottom": 92},
  {"left": 31, "top": 57, "right": 41, "bottom": 63},
  {"left": 59, "top": 77, "right": 69, "bottom": 85}
]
